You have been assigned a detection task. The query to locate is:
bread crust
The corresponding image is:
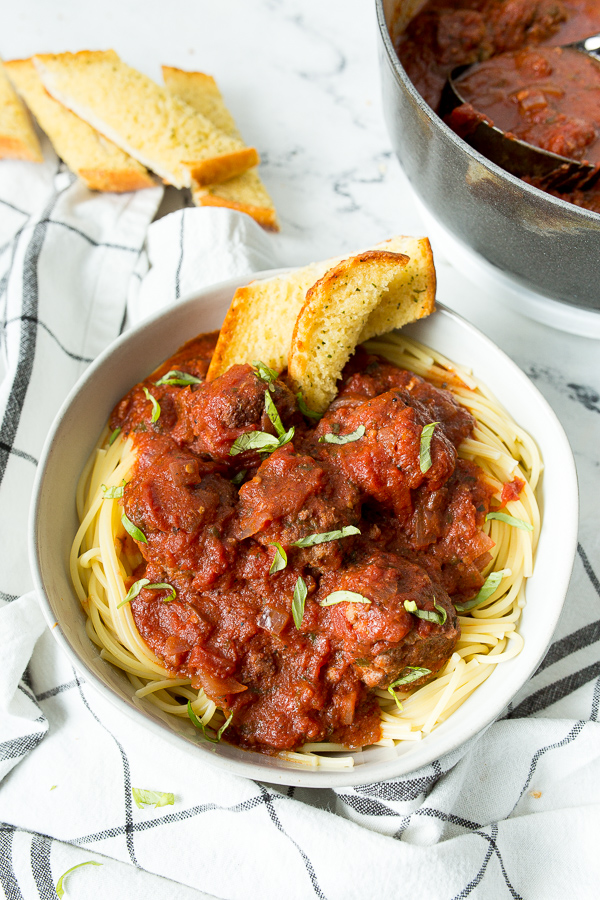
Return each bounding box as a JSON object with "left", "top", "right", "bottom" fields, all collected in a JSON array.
[
  {"left": 187, "top": 147, "right": 260, "bottom": 186},
  {"left": 0, "top": 60, "right": 43, "bottom": 162},
  {"left": 193, "top": 192, "right": 279, "bottom": 230},
  {"left": 0, "top": 135, "right": 42, "bottom": 161},
  {"left": 288, "top": 250, "right": 411, "bottom": 411},
  {"left": 163, "top": 65, "right": 278, "bottom": 229},
  {"left": 5, "top": 57, "right": 155, "bottom": 191},
  {"left": 206, "top": 236, "right": 436, "bottom": 390},
  {"left": 33, "top": 50, "right": 259, "bottom": 189}
]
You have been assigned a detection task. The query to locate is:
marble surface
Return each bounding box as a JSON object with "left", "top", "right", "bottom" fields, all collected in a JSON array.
[{"left": 1, "top": 1, "right": 599, "bottom": 896}]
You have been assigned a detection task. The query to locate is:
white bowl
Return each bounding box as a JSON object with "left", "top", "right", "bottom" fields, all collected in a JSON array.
[{"left": 29, "top": 271, "right": 578, "bottom": 788}]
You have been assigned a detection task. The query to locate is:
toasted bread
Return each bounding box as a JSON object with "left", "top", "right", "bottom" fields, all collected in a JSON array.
[
  {"left": 206, "top": 258, "right": 333, "bottom": 381},
  {"left": 5, "top": 58, "right": 155, "bottom": 192},
  {"left": 0, "top": 60, "right": 43, "bottom": 162},
  {"left": 288, "top": 251, "right": 411, "bottom": 410},
  {"left": 162, "top": 66, "right": 278, "bottom": 231},
  {"left": 206, "top": 236, "right": 435, "bottom": 384},
  {"left": 356, "top": 236, "right": 436, "bottom": 342},
  {"left": 33, "top": 51, "right": 259, "bottom": 189}
]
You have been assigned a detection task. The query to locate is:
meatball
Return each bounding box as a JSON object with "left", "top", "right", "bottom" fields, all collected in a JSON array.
[{"left": 317, "top": 551, "right": 459, "bottom": 689}]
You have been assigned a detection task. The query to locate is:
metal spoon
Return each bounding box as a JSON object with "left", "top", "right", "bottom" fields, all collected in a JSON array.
[{"left": 439, "top": 34, "right": 600, "bottom": 192}]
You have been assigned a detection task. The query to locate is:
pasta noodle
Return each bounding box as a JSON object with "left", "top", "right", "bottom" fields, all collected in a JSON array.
[{"left": 70, "top": 332, "right": 540, "bottom": 769}]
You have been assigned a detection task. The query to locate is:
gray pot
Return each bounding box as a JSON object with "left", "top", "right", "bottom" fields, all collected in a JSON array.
[{"left": 376, "top": 0, "right": 600, "bottom": 312}]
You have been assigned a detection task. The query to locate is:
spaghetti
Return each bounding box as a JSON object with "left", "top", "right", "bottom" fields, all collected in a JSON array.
[{"left": 70, "top": 331, "right": 540, "bottom": 769}]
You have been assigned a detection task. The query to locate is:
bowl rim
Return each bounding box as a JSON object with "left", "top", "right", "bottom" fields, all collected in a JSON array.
[
  {"left": 29, "top": 270, "right": 579, "bottom": 787},
  {"left": 375, "top": 0, "right": 600, "bottom": 225}
]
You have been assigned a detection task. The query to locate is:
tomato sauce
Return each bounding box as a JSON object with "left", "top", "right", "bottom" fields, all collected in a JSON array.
[
  {"left": 453, "top": 46, "right": 600, "bottom": 163},
  {"left": 110, "top": 341, "right": 495, "bottom": 754},
  {"left": 394, "top": 0, "right": 600, "bottom": 211}
]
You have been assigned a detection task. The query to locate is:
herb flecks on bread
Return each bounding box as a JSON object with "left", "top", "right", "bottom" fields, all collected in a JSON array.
[
  {"left": 288, "top": 251, "right": 412, "bottom": 411},
  {"left": 0, "top": 60, "right": 43, "bottom": 162},
  {"left": 206, "top": 236, "right": 436, "bottom": 391},
  {"left": 33, "top": 50, "right": 259, "bottom": 189},
  {"left": 5, "top": 58, "right": 155, "bottom": 192},
  {"left": 163, "top": 66, "right": 278, "bottom": 231}
]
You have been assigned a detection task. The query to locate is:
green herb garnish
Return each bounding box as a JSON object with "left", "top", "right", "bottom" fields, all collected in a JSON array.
[
  {"left": 297, "top": 391, "right": 323, "bottom": 420},
  {"left": 154, "top": 369, "right": 201, "bottom": 386},
  {"left": 146, "top": 582, "right": 176, "bottom": 601},
  {"left": 318, "top": 425, "right": 365, "bottom": 445},
  {"left": 253, "top": 360, "right": 279, "bottom": 385},
  {"left": 292, "top": 576, "right": 308, "bottom": 629},
  {"left": 486, "top": 511, "right": 534, "bottom": 531},
  {"left": 231, "top": 468, "right": 247, "bottom": 486},
  {"left": 229, "top": 431, "right": 281, "bottom": 455},
  {"left": 187, "top": 701, "right": 233, "bottom": 743},
  {"left": 101, "top": 482, "right": 124, "bottom": 499},
  {"left": 217, "top": 713, "right": 234, "bottom": 741},
  {"left": 142, "top": 386, "right": 161, "bottom": 423},
  {"left": 56, "top": 862, "right": 102, "bottom": 898},
  {"left": 291, "top": 525, "right": 360, "bottom": 548},
  {"left": 319, "top": 590, "right": 371, "bottom": 607},
  {"left": 108, "top": 426, "right": 121, "bottom": 446},
  {"left": 264, "top": 388, "right": 286, "bottom": 438},
  {"left": 230, "top": 387, "right": 295, "bottom": 456},
  {"left": 121, "top": 513, "right": 147, "bottom": 544},
  {"left": 132, "top": 787, "right": 175, "bottom": 809},
  {"left": 419, "top": 421, "right": 439, "bottom": 473},
  {"left": 118, "top": 579, "right": 176, "bottom": 608},
  {"left": 387, "top": 666, "right": 432, "bottom": 709},
  {"left": 404, "top": 598, "right": 447, "bottom": 626},
  {"left": 269, "top": 542, "right": 288, "bottom": 574},
  {"left": 455, "top": 569, "right": 511, "bottom": 612},
  {"left": 119, "top": 577, "right": 149, "bottom": 607}
]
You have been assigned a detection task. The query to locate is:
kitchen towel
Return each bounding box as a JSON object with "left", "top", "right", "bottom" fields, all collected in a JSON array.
[{"left": 1, "top": 155, "right": 599, "bottom": 900}]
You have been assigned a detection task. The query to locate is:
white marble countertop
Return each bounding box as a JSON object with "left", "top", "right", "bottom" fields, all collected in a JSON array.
[{"left": 1, "top": 2, "right": 599, "bottom": 897}]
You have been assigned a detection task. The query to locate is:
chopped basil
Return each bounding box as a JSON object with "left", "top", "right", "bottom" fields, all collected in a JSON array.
[
  {"left": 118, "top": 579, "right": 175, "bottom": 608},
  {"left": 319, "top": 590, "right": 371, "bottom": 607},
  {"left": 455, "top": 568, "right": 510, "bottom": 612},
  {"left": 390, "top": 667, "right": 432, "bottom": 688},
  {"left": 217, "top": 712, "right": 234, "bottom": 741},
  {"left": 297, "top": 391, "right": 323, "bottom": 420},
  {"left": 142, "top": 386, "right": 161, "bottom": 423},
  {"left": 253, "top": 360, "right": 279, "bottom": 384},
  {"left": 318, "top": 425, "right": 365, "bottom": 445},
  {"left": 118, "top": 577, "right": 150, "bottom": 607},
  {"left": 404, "top": 598, "right": 446, "bottom": 626},
  {"left": 230, "top": 468, "right": 247, "bottom": 485},
  {"left": 56, "top": 862, "right": 102, "bottom": 898},
  {"left": 292, "top": 576, "right": 308, "bottom": 629},
  {"left": 187, "top": 701, "right": 233, "bottom": 743},
  {"left": 229, "top": 430, "right": 281, "bottom": 455},
  {"left": 264, "top": 389, "right": 286, "bottom": 438},
  {"left": 154, "top": 369, "right": 201, "bottom": 386},
  {"left": 147, "top": 582, "right": 177, "bottom": 601},
  {"left": 291, "top": 525, "right": 360, "bottom": 548},
  {"left": 121, "top": 513, "right": 147, "bottom": 544},
  {"left": 419, "top": 421, "right": 439, "bottom": 474},
  {"left": 389, "top": 691, "right": 404, "bottom": 710},
  {"left": 486, "top": 511, "right": 534, "bottom": 532},
  {"left": 387, "top": 666, "right": 432, "bottom": 708},
  {"left": 132, "top": 787, "right": 175, "bottom": 809},
  {"left": 276, "top": 426, "right": 295, "bottom": 450},
  {"left": 269, "top": 541, "right": 288, "bottom": 574},
  {"left": 108, "top": 426, "right": 122, "bottom": 446},
  {"left": 229, "top": 424, "right": 295, "bottom": 457},
  {"left": 433, "top": 599, "right": 447, "bottom": 625},
  {"left": 101, "top": 482, "right": 124, "bottom": 499}
]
